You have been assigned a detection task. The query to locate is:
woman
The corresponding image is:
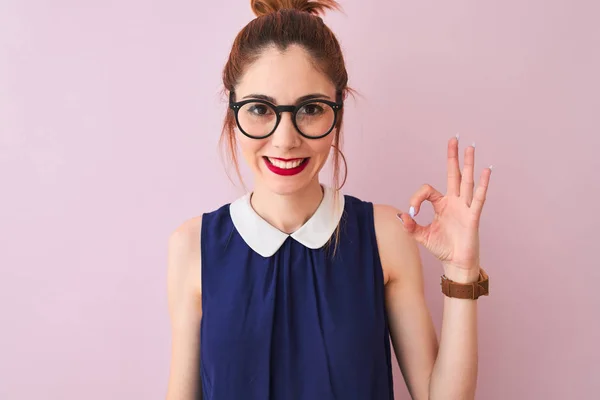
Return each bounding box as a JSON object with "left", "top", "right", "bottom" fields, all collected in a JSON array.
[{"left": 167, "top": 1, "right": 492, "bottom": 399}]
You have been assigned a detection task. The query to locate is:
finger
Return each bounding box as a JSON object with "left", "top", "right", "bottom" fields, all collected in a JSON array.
[
  {"left": 471, "top": 166, "right": 493, "bottom": 215},
  {"left": 397, "top": 212, "right": 430, "bottom": 245},
  {"left": 447, "top": 135, "right": 461, "bottom": 196},
  {"left": 460, "top": 143, "right": 476, "bottom": 205},
  {"left": 409, "top": 184, "right": 444, "bottom": 217}
]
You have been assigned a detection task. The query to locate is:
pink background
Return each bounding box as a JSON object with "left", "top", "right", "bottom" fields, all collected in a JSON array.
[{"left": 1, "top": 0, "right": 598, "bottom": 399}]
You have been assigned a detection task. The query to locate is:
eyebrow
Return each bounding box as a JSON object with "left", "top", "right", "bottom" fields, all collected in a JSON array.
[{"left": 241, "top": 93, "right": 332, "bottom": 103}]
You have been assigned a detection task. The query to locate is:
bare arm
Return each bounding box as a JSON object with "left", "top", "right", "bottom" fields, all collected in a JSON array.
[
  {"left": 387, "top": 137, "right": 490, "bottom": 399},
  {"left": 166, "top": 216, "right": 203, "bottom": 400},
  {"left": 374, "top": 204, "right": 438, "bottom": 400},
  {"left": 428, "top": 267, "right": 479, "bottom": 400},
  {"left": 375, "top": 204, "right": 480, "bottom": 400}
]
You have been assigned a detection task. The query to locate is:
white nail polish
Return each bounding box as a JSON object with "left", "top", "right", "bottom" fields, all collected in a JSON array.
[
  {"left": 456, "top": 133, "right": 460, "bottom": 141},
  {"left": 472, "top": 142, "right": 476, "bottom": 148},
  {"left": 409, "top": 206, "right": 415, "bottom": 218},
  {"left": 489, "top": 164, "right": 494, "bottom": 170}
]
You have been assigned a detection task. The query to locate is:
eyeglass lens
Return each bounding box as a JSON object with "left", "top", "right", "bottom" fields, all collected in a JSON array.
[{"left": 237, "top": 101, "right": 335, "bottom": 138}]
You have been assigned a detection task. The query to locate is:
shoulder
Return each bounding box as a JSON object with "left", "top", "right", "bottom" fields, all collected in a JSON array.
[
  {"left": 167, "top": 216, "right": 203, "bottom": 297},
  {"left": 200, "top": 202, "right": 234, "bottom": 237},
  {"left": 167, "top": 201, "right": 233, "bottom": 296},
  {"left": 372, "top": 204, "right": 422, "bottom": 286},
  {"left": 169, "top": 216, "right": 203, "bottom": 257}
]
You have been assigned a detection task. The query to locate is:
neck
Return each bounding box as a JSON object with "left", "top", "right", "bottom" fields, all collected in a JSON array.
[{"left": 250, "top": 179, "right": 324, "bottom": 234}]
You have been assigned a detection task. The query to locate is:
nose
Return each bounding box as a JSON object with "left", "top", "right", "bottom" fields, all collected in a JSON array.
[{"left": 271, "top": 112, "right": 301, "bottom": 150}]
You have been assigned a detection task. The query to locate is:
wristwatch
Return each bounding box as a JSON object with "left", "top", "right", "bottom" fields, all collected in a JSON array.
[{"left": 441, "top": 268, "right": 489, "bottom": 300}]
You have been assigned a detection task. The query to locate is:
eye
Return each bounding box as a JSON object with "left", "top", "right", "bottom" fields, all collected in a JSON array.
[
  {"left": 247, "top": 103, "right": 272, "bottom": 116},
  {"left": 298, "top": 103, "right": 325, "bottom": 116}
]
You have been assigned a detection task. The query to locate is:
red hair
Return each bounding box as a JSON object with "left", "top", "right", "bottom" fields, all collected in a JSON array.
[{"left": 220, "top": 0, "right": 349, "bottom": 192}]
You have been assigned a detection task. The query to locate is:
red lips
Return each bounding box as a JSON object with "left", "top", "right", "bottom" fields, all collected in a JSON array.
[{"left": 263, "top": 157, "right": 309, "bottom": 176}]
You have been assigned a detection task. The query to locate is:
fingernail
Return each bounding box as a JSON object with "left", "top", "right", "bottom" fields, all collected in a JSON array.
[
  {"left": 396, "top": 213, "right": 404, "bottom": 224},
  {"left": 455, "top": 133, "right": 460, "bottom": 141},
  {"left": 489, "top": 164, "right": 494, "bottom": 171},
  {"left": 409, "top": 206, "right": 416, "bottom": 218},
  {"left": 472, "top": 141, "right": 476, "bottom": 148}
]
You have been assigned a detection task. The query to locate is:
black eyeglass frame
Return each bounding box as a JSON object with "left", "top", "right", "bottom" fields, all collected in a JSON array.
[{"left": 228, "top": 91, "right": 344, "bottom": 140}]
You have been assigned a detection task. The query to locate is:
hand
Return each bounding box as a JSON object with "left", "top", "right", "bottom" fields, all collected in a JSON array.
[{"left": 397, "top": 136, "right": 492, "bottom": 281}]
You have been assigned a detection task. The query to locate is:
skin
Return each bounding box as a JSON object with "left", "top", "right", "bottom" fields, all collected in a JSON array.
[{"left": 166, "top": 44, "right": 492, "bottom": 400}]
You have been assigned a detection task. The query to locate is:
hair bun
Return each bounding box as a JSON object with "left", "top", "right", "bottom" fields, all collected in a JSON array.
[{"left": 250, "top": 0, "right": 340, "bottom": 17}]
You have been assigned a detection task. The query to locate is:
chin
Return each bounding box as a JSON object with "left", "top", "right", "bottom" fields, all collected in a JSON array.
[
  {"left": 261, "top": 177, "right": 311, "bottom": 196},
  {"left": 255, "top": 161, "right": 321, "bottom": 196}
]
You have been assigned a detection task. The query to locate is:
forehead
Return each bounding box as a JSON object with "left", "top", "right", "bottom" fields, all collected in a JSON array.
[{"left": 235, "top": 44, "right": 336, "bottom": 102}]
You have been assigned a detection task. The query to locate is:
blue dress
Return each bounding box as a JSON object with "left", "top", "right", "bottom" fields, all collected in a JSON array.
[{"left": 200, "top": 187, "right": 394, "bottom": 399}]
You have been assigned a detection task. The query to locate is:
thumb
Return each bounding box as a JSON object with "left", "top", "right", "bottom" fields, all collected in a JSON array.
[{"left": 396, "top": 212, "right": 429, "bottom": 245}]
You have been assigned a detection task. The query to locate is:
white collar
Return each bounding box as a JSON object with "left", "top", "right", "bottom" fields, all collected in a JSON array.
[{"left": 229, "top": 186, "right": 345, "bottom": 257}]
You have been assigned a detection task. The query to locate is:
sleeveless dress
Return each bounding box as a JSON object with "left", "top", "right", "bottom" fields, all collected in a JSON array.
[{"left": 200, "top": 186, "right": 394, "bottom": 399}]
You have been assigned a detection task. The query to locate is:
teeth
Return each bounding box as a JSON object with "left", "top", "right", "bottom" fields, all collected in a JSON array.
[{"left": 268, "top": 158, "right": 305, "bottom": 169}]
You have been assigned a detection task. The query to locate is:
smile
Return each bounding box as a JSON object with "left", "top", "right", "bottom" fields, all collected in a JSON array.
[{"left": 263, "top": 157, "right": 309, "bottom": 176}]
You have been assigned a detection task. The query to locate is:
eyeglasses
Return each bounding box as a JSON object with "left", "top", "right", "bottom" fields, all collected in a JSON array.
[{"left": 229, "top": 91, "right": 343, "bottom": 139}]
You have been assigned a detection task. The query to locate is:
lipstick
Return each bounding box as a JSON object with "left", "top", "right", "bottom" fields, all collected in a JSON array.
[{"left": 263, "top": 157, "right": 309, "bottom": 176}]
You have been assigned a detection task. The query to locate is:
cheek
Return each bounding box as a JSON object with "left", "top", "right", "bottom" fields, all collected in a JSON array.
[
  {"left": 308, "top": 135, "right": 335, "bottom": 165},
  {"left": 314, "top": 133, "right": 335, "bottom": 156},
  {"left": 237, "top": 131, "right": 265, "bottom": 159}
]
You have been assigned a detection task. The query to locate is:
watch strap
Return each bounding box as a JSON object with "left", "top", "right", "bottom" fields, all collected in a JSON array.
[{"left": 441, "top": 268, "right": 489, "bottom": 300}]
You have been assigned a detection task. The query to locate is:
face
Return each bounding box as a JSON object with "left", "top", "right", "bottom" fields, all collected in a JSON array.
[{"left": 233, "top": 44, "right": 338, "bottom": 196}]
